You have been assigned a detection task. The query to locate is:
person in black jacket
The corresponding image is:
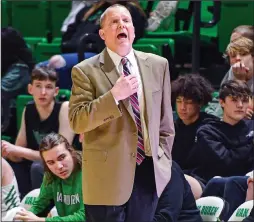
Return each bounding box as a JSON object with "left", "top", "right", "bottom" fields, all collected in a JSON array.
[
  {"left": 171, "top": 74, "right": 218, "bottom": 199},
  {"left": 192, "top": 80, "right": 254, "bottom": 184}
]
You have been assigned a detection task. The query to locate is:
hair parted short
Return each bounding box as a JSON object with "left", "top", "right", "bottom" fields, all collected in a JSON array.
[
  {"left": 31, "top": 66, "right": 59, "bottom": 83},
  {"left": 219, "top": 79, "right": 252, "bottom": 101}
]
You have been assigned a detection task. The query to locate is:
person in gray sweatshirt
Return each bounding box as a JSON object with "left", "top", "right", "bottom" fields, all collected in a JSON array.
[{"left": 206, "top": 25, "right": 254, "bottom": 118}]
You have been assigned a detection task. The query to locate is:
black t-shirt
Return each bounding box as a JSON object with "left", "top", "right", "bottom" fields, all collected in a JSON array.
[{"left": 25, "top": 101, "right": 62, "bottom": 151}]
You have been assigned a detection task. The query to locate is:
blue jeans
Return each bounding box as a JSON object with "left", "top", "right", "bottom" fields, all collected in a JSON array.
[{"left": 202, "top": 176, "right": 248, "bottom": 221}]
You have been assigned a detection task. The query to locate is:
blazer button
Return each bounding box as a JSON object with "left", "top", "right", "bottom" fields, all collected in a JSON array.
[{"left": 131, "top": 153, "right": 136, "bottom": 158}]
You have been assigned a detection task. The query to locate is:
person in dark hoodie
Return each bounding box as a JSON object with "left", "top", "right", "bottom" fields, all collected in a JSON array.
[
  {"left": 192, "top": 80, "right": 254, "bottom": 184},
  {"left": 171, "top": 74, "right": 218, "bottom": 199}
]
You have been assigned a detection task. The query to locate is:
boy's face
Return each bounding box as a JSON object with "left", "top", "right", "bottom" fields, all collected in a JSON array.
[
  {"left": 220, "top": 96, "right": 249, "bottom": 124},
  {"left": 42, "top": 143, "right": 74, "bottom": 180},
  {"left": 28, "top": 79, "right": 59, "bottom": 107},
  {"left": 176, "top": 96, "right": 200, "bottom": 124}
]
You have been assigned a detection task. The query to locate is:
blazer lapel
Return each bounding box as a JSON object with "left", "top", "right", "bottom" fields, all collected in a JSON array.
[
  {"left": 134, "top": 51, "right": 153, "bottom": 133},
  {"left": 100, "top": 49, "right": 135, "bottom": 122},
  {"left": 100, "top": 49, "right": 119, "bottom": 86}
]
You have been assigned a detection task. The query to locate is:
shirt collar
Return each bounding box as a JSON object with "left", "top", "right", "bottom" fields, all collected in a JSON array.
[{"left": 107, "top": 47, "right": 136, "bottom": 68}]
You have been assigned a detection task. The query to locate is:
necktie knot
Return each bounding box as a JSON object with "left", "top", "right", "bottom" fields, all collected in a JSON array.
[
  {"left": 121, "top": 57, "right": 128, "bottom": 66},
  {"left": 121, "top": 57, "right": 131, "bottom": 76}
]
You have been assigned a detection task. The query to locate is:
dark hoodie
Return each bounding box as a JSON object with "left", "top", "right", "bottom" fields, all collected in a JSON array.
[
  {"left": 172, "top": 112, "right": 218, "bottom": 170},
  {"left": 191, "top": 119, "right": 254, "bottom": 183}
]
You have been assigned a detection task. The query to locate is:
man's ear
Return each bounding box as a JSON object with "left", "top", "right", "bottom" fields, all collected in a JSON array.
[
  {"left": 99, "top": 29, "right": 105, "bottom": 40},
  {"left": 28, "top": 84, "right": 33, "bottom": 95}
]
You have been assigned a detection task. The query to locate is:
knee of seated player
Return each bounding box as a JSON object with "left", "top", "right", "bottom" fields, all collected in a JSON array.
[
  {"left": 246, "top": 177, "right": 254, "bottom": 201},
  {"left": 184, "top": 175, "right": 203, "bottom": 200}
]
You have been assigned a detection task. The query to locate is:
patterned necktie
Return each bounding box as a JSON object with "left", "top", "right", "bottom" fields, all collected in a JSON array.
[{"left": 121, "top": 57, "right": 145, "bottom": 165}]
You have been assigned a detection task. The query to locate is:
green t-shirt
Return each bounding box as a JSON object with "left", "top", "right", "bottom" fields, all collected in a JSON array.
[{"left": 30, "top": 170, "right": 85, "bottom": 222}]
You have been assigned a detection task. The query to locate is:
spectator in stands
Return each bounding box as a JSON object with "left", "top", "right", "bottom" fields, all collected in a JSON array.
[
  {"left": 192, "top": 80, "right": 254, "bottom": 184},
  {"left": 1, "top": 27, "right": 35, "bottom": 136},
  {"left": 61, "top": 1, "right": 97, "bottom": 33},
  {"left": 61, "top": 0, "right": 147, "bottom": 53},
  {"left": 202, "top": 171, "right": 253, "bottom": 221},
  {"left": 171, "top": 74, "right": 217, "bottom": 199},
  {"left": 14, "top": 133, "right": 85, "bottom": 222},
  {"left": 206, "top": 25, "right": 254, "bottom": 118},
  {"left": 1, "top": 67, "right": 75, "bottom": 198},
  {"left": 1, "top": 158, "right": 20, "bottom": 219},
  {"left": 154, "top": 161, "right": 203, "bottom": 222},
  {"left": 146, "top": 1, "right": 178, "bottom": 32}
]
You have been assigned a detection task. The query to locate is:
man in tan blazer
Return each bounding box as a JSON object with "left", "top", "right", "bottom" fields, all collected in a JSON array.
[{"left": 69, "top": 4, "right": 175, "bottom": 222}]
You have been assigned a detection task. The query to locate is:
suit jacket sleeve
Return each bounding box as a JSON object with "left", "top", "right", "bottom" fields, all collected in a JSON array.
[
  {"left": 159, "top": 61, "right": 175, "bottom": 158},
  {"left": 69, "top": 65, "right": 122, "bottom": 134}
]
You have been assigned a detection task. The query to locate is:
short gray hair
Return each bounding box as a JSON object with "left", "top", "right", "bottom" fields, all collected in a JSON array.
[{"left": 99, "top": 4, "right": 131, "bottom": 28}]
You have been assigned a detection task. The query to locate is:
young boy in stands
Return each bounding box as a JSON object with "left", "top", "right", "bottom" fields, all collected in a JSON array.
[
  {"left": 193, "top": 80, "right": 254, "bottom": 183},
  {"left": 14, "top": 133, "right": 85, "bottom": 222},
  {"left": 206, "top": 25, "right": 254, "bottom": 118},
  {"left": 171, "top": 74, "right": 218, "bottom": 199},
  {"left": 1, "top": 66, "right": 75, "bottom": 198}
]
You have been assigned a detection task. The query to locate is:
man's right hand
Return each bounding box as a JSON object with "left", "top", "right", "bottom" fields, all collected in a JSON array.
[
  {"left": 232, "top": 61, "right": 250, "bottom": 81},
  {"left": 111, "top": 74, "right": 139, "bottom": 102}
]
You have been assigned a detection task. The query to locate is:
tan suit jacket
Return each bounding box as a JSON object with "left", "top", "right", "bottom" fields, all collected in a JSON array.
[{"left": 69, "top": 49, "right": 175, "bottom": 205}]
